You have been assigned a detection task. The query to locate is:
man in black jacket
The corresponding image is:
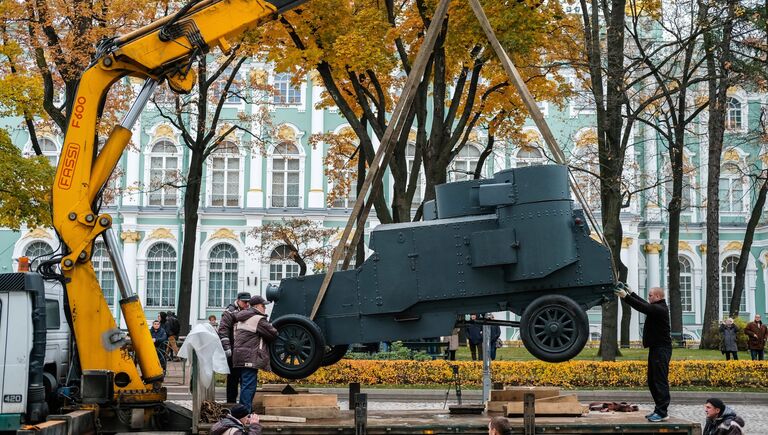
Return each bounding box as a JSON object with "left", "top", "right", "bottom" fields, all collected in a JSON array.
[{"left": 615, "top": 284, "right": 672, "bottom": 422}]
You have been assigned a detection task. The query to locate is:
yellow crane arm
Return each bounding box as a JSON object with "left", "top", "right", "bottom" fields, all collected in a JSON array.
[{"left": 51, "top": 0, "right": 307, "bottom": 402}]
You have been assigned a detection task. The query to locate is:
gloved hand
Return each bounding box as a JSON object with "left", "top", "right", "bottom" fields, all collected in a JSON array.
[
  {"left": 225, "top": 348, "right": 232, "bottom": 357},
  {"left": 613, "top": 282, "right": 633, "bottom": 299}
]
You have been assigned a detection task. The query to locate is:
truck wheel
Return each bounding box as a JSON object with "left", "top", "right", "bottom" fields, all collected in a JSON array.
[
  {"left": 269, "top": 314, "right": 325, "bottom": 379},
  {"left": 321, "top": 345, "right": 349, "bottom": 366},
  {"left": 520, "top": 294, "right": 588, "bottom": 362}
]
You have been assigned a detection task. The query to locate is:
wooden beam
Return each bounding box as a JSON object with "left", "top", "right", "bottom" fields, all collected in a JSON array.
[
  {"left": 467, "top": 0, "right": 565, "bottom": 165},
  {"left": 468, "top": 0, "right": 608, "bottom": 251},
  {"left": 309, "top": 0, "right": 452, "bottom": 320}
]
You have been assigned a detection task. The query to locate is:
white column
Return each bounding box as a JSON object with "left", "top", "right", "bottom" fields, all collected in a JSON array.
[
  {"left": 190, "top": 229, "right": 202, "bottom": 324},
  {"left": 646, "top": 242, "right": 662, "bottom": 290},
  {"left": 124, "top": 122, "right": 142, "bottom": 206},
  {"left": 308, "top": 77, "right": 325, "bottom": 207},
  {"left": 120, "top": 230, "right": 140, "bottom": 329},
  {"left": 248, "top": 115, "right": 264, "bottom": 207},
  {"left": 246, "top": 217, "right": 264, "bottom": 295},
  {"left": 623, "top": 237, "right": 641, "bottom": 340}
]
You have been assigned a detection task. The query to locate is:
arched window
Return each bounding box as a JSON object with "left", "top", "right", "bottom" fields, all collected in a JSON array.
[
  {"left": 449, "top": 144, "right": 482, "bottom": 181},
  {"left": 679, "top": 257, "right": 693, "bottom": 312},
  {"left": 273, "top": 73, "right": 301, "bottom": 105},
  {"left": 719, "top": 163, "right": 744, "bottom": 212},
  {"left": 406, "top": 144, "right": 425, "bottom": 206},
  {"left": 24, "top": 241, "right": 53, "bottom": 271},
  {"left": 271, "top": 143, "right": 301, "bottom": 208},
  {"left": 720, "top": 256, "right": 746, "bottom": 314},
  {"left": 516, "top": 147, "right": 545, "bottom": 168},
  {"left": 93, "top": 242, "right": 115, "bottom": 305},
  {"left": 210, "top": 142, "right": 241, "bottom": 207},
  {"left": 207, "top": 244, "right": 239, "bottom": 307},
  {"left": 40, "top": 138, "right": 58, "bottom": 167},
  {"left": 726, "top": 97, "right": 742, "bottom": 130},
  {"left": 269, "top": 245, "right": 299, "bottom": 282},
  {"left": 146, "top": 243, "right": 177, "bottom": 307},
  {"left": 148, "top": 140, "right": 179, "bottom": 206}
]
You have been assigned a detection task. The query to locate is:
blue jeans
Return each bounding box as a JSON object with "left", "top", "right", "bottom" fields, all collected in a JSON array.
[
  {"left": 239, "top": 368, "right": 258, "bottom": 412},
  {"left": 751, "top": 349, "right": 765, "bottom": 360}
]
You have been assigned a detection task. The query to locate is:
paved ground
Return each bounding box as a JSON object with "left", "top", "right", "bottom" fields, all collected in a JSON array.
[{"left": 168, "top": 384, "right": 768, "bottom": 431}]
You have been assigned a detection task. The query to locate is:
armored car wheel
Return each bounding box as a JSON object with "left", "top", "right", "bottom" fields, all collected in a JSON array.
[
  {"left": 321, "top": 344, "right": 349, "bottom": 366},
  {"left": 269, "top": 314, "right": 325, "bottom": 379},
  {"left": 520, "top": 294, "right": 589, "bottom": 362}
]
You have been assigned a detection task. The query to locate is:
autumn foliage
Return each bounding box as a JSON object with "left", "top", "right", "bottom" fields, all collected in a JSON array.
[{"left": 261, "top": 359, "right": 768, "bottom": 388}]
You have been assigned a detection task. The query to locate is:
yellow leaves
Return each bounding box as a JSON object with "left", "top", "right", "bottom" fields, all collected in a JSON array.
[
  {"left": 261, "top": 359, "right": 768, "bottom": 388},
  {"left": 0, "top": 129, "right": 55, "bottom": 230}
]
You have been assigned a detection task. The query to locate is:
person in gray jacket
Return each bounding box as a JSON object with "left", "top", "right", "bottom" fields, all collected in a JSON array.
[
  {"left": 719, "top": 318, "right": 740, "bottom": 361},
  {"left": 232, "top": 295, "right": 278, "bottom": 411}
]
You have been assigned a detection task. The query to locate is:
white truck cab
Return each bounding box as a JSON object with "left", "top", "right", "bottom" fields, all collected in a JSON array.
[{"left": 0, "top": 273, "right": 70, "bottom": 431}]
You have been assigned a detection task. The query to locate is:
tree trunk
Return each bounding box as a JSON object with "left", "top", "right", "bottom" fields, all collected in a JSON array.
[
  {"left": 177, "top": 149, "right": 204, "bottom": 336},
  {"left": 620, "top": 298, "right": 631, "bottom": 347},
  {"left": 599, "top": 165, "right": 629, "bottom": 360},
  {"left": 729, "top": 176, "right": 768, "bottom": 318},
  {"left": 356, "top": 137, "right": 367, "bottom": 268},
  {"left": 666, "top": 132, "right": 685, "bottom": 340},
  {"left": 701, "top": 0, "right": 736, "bottom": 349}
]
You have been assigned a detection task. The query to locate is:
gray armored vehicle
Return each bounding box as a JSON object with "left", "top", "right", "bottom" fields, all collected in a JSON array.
[{"left": 266, "top": 164, "right": 615, "bottom": 379}]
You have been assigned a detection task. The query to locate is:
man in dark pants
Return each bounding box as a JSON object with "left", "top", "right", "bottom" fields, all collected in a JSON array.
[
  {"left": 218, "top": 292, "right": 251, "bottom": 403},
  {"left": 615, "top": 285, "right": 672, "bottom": 422}
]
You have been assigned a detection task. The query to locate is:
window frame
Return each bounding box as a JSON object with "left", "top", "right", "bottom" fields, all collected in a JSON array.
[
  {"left": 720, "top": 255, "right": 747, "bottom": 314},
  {"left": 207, "top": 243, "right": 240, "bottom": 308},
  {"left": 146, "top": 139, "right": 180, "bottom": 207},
  {"left": 268, "top": 142, "right": 303, "bottom": 208},
  {"left": 208, "top": 141, "right": 243, "bottom": 208},
  {"left": 145, "top": 242, "right": 177, "bottom": 308}
]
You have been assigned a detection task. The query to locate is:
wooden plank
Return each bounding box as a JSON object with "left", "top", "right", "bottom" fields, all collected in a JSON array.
[
  {"left": 262, "top": 394, "right": 338, "bottom": 408},
  {"left": 264, "top": 407, "right": 341, "bottom": 419},
  {"left": 259, "top": 384, "right": 310, "bottom": 393},
  {"left": 490, "top": 387, "right": 560, "bottom": 402},
  {"left": 535, "top": 394, "right": 579, "bottom": 404},
  {"left": 504, "top": 401, "right": 587, "bottom": 417},
  {"left": 259, "top": 415, "right": 307, "bottom": 423},
  {"left": 48, "top": 410, "right": 95, "bottom": 435},
  {"left": 308, "top": 0, "right": 453, "bottom": 320},
  {"left": 17, "top": 420, "right": 68, "bottom": 435}
]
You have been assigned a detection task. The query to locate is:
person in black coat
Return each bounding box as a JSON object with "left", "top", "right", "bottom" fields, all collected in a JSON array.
[
  {"left": 465, "top": 314, "right": 483, "bottom": 361},
  {"left": 487, "top": 314, "right": 502, "bottom": 360},
  {"left": 149, "top": 319, "right": 168, "bottom": 369},
  {"left": 615, "top": 284, "right": 672, "bottom": 423}
]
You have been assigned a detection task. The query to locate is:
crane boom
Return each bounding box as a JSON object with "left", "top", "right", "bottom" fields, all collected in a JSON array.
[{"left": 51, "top": 0, "right": 306, "bottom": 404}]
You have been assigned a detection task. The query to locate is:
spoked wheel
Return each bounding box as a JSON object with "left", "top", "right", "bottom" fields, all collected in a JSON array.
[
  {"left": 321, "top": 344, "right": 349, "bottom": 366},
  {"left": 269, "top": 314, "right": 325, "bottom": 379},
  {"left": 520, "top": 294, "right": 589, "bottom": 362}
]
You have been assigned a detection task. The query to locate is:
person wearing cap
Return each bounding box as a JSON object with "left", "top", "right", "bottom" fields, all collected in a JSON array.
[
  {"left": 218, "top": 291, "right": 251, "bottom": 403},
  {"left": 210, "top": 403, "right": 262, "bottom": 435},
  {"left": 703, "top": 398, "right": 744, "bottom": 435},
  {"left": 233, "top": 295, "right": 278, "bottom": 411}
]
